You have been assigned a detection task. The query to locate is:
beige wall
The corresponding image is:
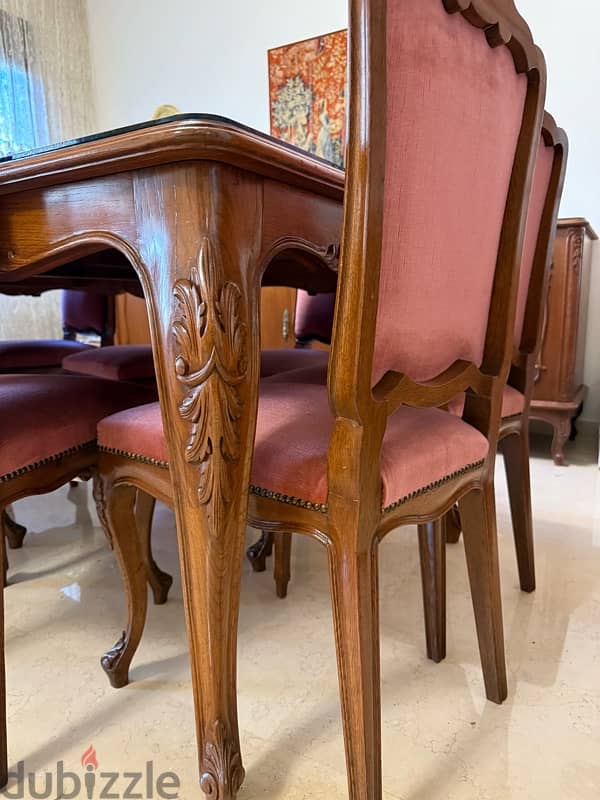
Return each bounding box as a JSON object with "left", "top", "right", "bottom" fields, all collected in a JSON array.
[{"left": 85, "top": 0, "right": 600, "bottom": 420}]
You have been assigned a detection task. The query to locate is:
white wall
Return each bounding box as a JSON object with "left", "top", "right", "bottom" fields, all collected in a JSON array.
[
  {"left": 86, "top": 0, "right": 600, "bottom": 420},
  {"left": 85, "top": 0, "right": 346, "bottom": 133}
]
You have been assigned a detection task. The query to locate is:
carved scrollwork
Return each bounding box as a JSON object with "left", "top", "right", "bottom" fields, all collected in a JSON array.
[
  {"left": 172, "top": 238, "right": 247, "bottom": 524},
  {"left": 199, "top": 720, "right": 245, "bottom": 799}
]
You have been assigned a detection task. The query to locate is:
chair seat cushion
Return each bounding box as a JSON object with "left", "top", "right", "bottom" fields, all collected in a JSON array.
[
  {"left": 0, "top": 339, "right": 93, "bottom": 371},
  {"left": 62, "top": 345, "right": 155, "bottom": 381},
  {"left": 0, "top": 375, "right": 157, "bottom": 479},
  {"left": 98, "top": 383, "right": 489, "bottom": 512},
  {"left": 260, "top": 348, "right": 329, "bottom": 379},
  {"left": 448, "top": 385, "right": 525, "bottom": 419}
]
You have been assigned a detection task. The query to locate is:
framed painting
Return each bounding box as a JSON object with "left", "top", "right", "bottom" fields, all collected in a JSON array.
[{"left": 268, "top": 29, "right": 347, "bottom": 167}]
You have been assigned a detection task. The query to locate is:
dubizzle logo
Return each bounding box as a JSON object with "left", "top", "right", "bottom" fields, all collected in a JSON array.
[{"left": 1, "top": 745, "right": 180, "bottom": 799}]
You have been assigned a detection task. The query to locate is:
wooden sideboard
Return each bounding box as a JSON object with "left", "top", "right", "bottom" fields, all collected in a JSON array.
[
  {"left": 530, "top": 217, "right": 598, "bottom": 465},
  {"left": 115, "top": 288, "right": 298, "bottom": 350}
]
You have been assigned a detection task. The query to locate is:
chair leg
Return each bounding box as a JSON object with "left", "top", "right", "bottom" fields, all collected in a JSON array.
[
  {"left": 2, "top": 510, "right": 26, "bottom": 550},
  {"left": 98, "top": 482, "right": 148, "bottom": 689},
  {"left": 0, "top": 511, "right": 7, "bottom": 788},
  {"left": 246, "top": 531, "right": 273, "bottom": 572},
  {"left": 499, "top": 432, "right": 535, "bottom": 592},
  {"left": 418, "top": 520, "right": 446, "bottom": 663},
  {"left": 329, "top": 537, "right": 382, "bottom": 800},
  {"left": 458, "top": 483, "right": 507, "bottom": 704},
  {"left": 273, "top": 533, "right": 292, "bottom": 599},
  {"left": 135, "top": 491, "right": 173, "bottom": 605},
  {"left": 444, "top": 505, "right": 462, "bottom": 545}
]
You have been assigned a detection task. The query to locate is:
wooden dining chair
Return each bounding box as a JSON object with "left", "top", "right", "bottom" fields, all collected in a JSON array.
[
  {"left": 443, "top": 113, "right": 569, "bottom": 598},
  {"left": 0, "top": 373, "right": 161, "bottom": 782},
  {"left": 94, "top": 2, "right": 546, "bottom": 797},
  {"left": 256, "top": 113, "right": 569, "bottom": 612},
  {"left": 248, "top": 289, "right": 333, "bottom": 578}
]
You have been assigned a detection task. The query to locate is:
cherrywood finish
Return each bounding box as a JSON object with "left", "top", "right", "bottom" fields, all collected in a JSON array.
[
  {"left": 114, "top": 292, "right": 151, "bottom": 345},
  {"left": 0, "top": 113, "right": 343, "bottom": 798},
  {"left": 530, "top": 217, "right": 597, "bottom": 464},
  {"left": 95, "top": 3, "right": 546, "bottom": 798},
  {"left": 259, "top": 287, "right": 297, "bottom": 349}
]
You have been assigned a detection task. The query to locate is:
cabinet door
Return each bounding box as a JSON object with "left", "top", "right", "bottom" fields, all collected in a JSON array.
[
  {"left": 115, "top": 288, "right": 298, "bottom": 351},
  {"left": 114, "top": 293, "right": 151, "bottom": 345},
  {"left": 260, "top": 287, "right": 296, "bottom": 349}
]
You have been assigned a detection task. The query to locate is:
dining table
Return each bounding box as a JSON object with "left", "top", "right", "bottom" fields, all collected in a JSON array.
[{"left": 0, "top": 114, "right": 344, "bottom": 799}]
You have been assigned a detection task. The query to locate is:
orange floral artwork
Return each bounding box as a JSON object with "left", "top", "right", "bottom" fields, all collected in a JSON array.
[{"left": 268, "top": 29, "right": 347, "bottom": 167}]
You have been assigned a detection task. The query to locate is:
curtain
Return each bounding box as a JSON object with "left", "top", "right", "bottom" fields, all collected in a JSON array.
[
  {"left": 0, "top": 0, "right": 95, "bottom": 154},
  {"left": 0, "top": 0, "right": 96, "bottom": 337},
  {"left": 0, "top": 8, "right": 48, "bottom": 155}
]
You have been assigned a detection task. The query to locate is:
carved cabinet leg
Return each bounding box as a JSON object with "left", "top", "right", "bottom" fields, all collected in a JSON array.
[
  {"left": 550, "top": 415, "right": 572, "bottom": 466},
  {"left": 246, "top": 531, "right": 273, "bottom": 573},
  {"left": 132, "top": 164, "right": 265, "bottom": 798}
]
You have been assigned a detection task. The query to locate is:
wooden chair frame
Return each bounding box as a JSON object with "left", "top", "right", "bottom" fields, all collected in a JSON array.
[
  {"left": 96, "top": 2, "right": 546, "bottom": 798},
  {"left": 445, "top": 113, "right": 569, "bottom": 601}
]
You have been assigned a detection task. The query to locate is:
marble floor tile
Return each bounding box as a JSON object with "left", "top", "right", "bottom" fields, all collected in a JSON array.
[{"left": 4, "top": 430, "right": 600, "bottom": 799}]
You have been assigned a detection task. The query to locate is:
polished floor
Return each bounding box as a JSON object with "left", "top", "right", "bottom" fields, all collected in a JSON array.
[{"left": 5, "top": 429, "right": 600, "bottom": 799}]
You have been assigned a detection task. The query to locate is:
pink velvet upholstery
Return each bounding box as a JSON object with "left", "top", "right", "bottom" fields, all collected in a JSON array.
[
  {"left": 61, "top": 290, "right": 108, "bottom": 336},
  {"left": 448, "top": 385, "right": 525, "bottom": 419},
  {"left": 98, "top": 384, "right": 489, "bottom": 511},
  {"left": 513, "top": 138, "right": 555, "bottom": 347},
  {"left": 372, "top": 0, "right": 527, "bottom": 384},
  {"left": 0, "top": 375, "right": 156, "bottom": 478},
  {"left": 0, "top": 339, "right": 92, "bottom": 371},
  {"left": 294, "top": 291, "right": 336, "bottom": 344},
  {"left": 63, "top": 345, "right": 155, "bottom": 382},
  {"left": 263, "top": 362, "right": 328, "bottom": 385},
  {"left": 260, "top": 348, "right": 329, "bottom": 379}
]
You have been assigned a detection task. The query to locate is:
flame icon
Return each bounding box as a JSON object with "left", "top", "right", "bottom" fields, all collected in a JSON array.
[{"left": 81, "top": 745, "right": 99, "bottom": 770}]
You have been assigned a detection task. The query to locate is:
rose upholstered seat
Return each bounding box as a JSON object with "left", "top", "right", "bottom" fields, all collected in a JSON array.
[
  {"left": 63, "top": 344, "right": 156, "bottom": 382},
  {"left": 0, "top": 375, "right": 155, "bottom": 480},
  {"left": 0, "top": 374, "right": 156, "bottom": 574},
  {"left": 0, "top": 289, "right": 120, "bottom": 542},
  {"left": 98, "top": 388, "right": 489, "bottom": 512},
  {"left": 94, "top": 2, "right": 546, "bottom": 797},
  {"left": 0, "top": 338, "right": 92, "bottom": 372}
]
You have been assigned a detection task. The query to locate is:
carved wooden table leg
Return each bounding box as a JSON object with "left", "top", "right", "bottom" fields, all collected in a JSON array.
[{"left": 133, "top": 163, "right": 262, "bottom": 799}]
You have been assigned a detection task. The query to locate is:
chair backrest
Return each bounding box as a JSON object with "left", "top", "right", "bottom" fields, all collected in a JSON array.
[
  {"left": 328, "top": 0, "right": 546, "bottom": 439},
  {"left": 61, "top": 290, "right": 115, "bottom": 346},
  {"left": 294, "top": 290, "right": 336, "bottom": 345},
  {"left": 514, "top": 113, "right": 568, "bottom": 356}
]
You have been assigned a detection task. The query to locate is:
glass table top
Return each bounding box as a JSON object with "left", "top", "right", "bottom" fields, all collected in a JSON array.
[{"left": 0, "top": 113, "right": 342, "bottom": 171}]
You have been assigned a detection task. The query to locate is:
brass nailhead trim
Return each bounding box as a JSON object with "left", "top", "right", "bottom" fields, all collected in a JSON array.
[
  {"left": 251, "top": 459, "right": 485, "bottom": 516},
  {"left": 382, "top": 459, "right": 485, "bottom": 514},
  {"left": 98, "top": 445, "right": 170, "bottom": 470},
  {"left": 249, "top": 485, "right": 329, "bottom": 514},
  {"left": 97, "top": 448, "right": 484, "bottom": 517},
  {"left": 0, "top": 440, "right": 97, "bottom": 484}
]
